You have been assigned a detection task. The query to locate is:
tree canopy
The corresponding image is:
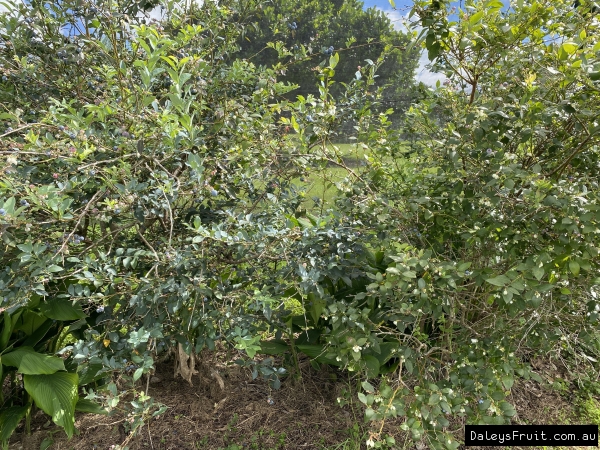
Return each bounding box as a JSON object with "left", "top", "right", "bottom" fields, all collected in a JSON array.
[{"left": 237, "top": 0, "right": 420, "bottom": 114}]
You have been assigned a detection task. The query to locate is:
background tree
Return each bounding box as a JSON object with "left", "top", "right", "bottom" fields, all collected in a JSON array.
[{"left": 236, "top": 0, "right": 420, "bottom": 125}]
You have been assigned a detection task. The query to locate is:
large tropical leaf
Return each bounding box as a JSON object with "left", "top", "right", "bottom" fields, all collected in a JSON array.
[
  {"left": 2, "top": 347, "right": 65, "bottom": 374},
  {"left": 38, "top": 298, "right": 86, "bottom": 321},
  {"left": 0, "top": 405, "right": 29, "bottom": 442},
  {"left": 0, "top": 309, "right": 22, "bottom": 350},
  {"left": 75, "top": 398, "right": 108, "bottom": 415},
  {"left": 363, "top": 355, "right": 380, "bottom": 378},
  {"left": 13, "top": 311, "right": 47, "bottom": 336},
  {"left": 24, "top": 372, "right": 78, "bottom": 438},
  {"left": 21, "top": 318, "right": 54, "bottom": 348},
  {"left": 259, "top": 339, "right": 289, "bottom": 355}
]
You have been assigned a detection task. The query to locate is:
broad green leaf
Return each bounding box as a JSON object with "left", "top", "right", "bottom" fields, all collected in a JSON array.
[
  {"left": 38, "top": 298, "right": 86, "bottom": 321},
  {"left": 329, "top": 52, "right": 339, "bottom": 69},
  {"left": 21, "top": 318, "right": 54, "bottom": 347},
  {"left": 0, "top": 310, "right": 15, "bottom": 350},
  {"left": 365, "top": 407, "right": 376, "bottom": 419},
  {"left": 24, "top": 372, "right": 78, "bottom": 438},
  {"left": 361, "top": 380, "right": 375, "bottom": 393},
  {"left": 40, "top": 438, "right": 54, "bottom": 450},
  {"left": 2, "top": 197, "right": 15, "bottom": 215},
  {"left": 560, "top": 42, "right": 578, "bottom": 55},
  {"left": 259, "top": 340, "right": 289, "bottom": 355},
  {"left": 2, "top": 347, "right": 65, "bottom": 374},
  {"left": 77, "top": 363, "right": 104, "bottom": 386},
  {"left": 502, "top": 375, "right": 514, "bottom": 389},
  {"left": 13, "top": 311, "right": 47, "bottom": 335},
  {"left": 428, "top": 393, "right": 440, "bottom": 405},
  {"left": 310, "top": 298, "right": 326, "bottom": 324},
  {"left": 0, "top": 405, "right": 29, "bottom": 442},
  {"left": 358, "top": 392, "right": 368, "bottom": 404},
  {"left": 469, "top": 11, "right": 483, "bottom": 24},
  {"left": 485, "top": 275, "right": 511, "bottom": 286},
  {"left": 569, "top": 260, "right": 580, "bottom": 276},
  {"left": 363, "top": 355, "right": 380, "bottom": 378},
  {"left": 532, "top": 266, "right": 544, "bottom": 281},
  {"left": 372, "top": 342, "right": 397, "bottom": 366}
]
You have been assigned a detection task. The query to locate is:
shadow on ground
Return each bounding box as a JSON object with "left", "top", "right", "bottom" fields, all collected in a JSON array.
[{"left": 8, "top": 352, "right": 596, "bottom": 450}]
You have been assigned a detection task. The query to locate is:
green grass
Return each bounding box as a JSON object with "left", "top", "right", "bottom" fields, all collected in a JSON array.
[
  {"left": 290, "top": 143, "right": 360, "bottom": 212},
  {"left": 293, "top": 142, "right": 410, "bottom": 212}
]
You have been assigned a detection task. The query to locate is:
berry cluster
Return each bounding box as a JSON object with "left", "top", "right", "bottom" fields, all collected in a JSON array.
[{"left": 63, "top": 233, "right": 85, "bottom": 245}]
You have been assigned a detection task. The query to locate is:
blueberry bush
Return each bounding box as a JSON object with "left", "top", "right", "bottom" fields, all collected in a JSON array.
[
  {"left": 0, "top": 0, "right": 388, "bottom": 444},
  {"left": 1, "top": 0, "right": 599, "bottom": 448},
  {"left": 328, "top": 0, "right": 600, "bottom": 447}
]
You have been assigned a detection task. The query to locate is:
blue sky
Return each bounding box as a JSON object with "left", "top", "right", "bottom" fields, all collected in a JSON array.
[{"left": 362, "top": 0, "right": 447, "bottom": 86}]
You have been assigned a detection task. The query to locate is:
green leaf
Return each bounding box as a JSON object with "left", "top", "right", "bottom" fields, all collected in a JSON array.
[
  {"left": 259, "top": 340, "right": 289, "bottom": 355},
  {"left": 469, "top": 11, "right": 483, "bottom": 24},
  {"left": 428, "top": 393, "right": 440, "bottom": 405},
  {"left": 457, "top": 262, "right": 472, "bottom": 271},
  {"left": 291, "top": 115, "right": 300, "bottom": 133},
  {"left": 361, "top": 380, "right": 375, "bottom": 393},
  {"left": 365, "top": 407, "right": 377, "bottom": 420},
  {"left": 499, "top": 401, "right": 517, "bottom": 417},
  {"left": 2, "top": 197, "right": 15, "bottom": 215},
  {"left": 560, "top": 42, "right": 578, "bottom": 55},
  {"left": 77, "top": 363, "right": 104, "bottom": 386},
  {"left": 485, "top": 275, "right": 511, "bottom": 286},
  {"left": 329, "top": 52, "right": 339, "bottom": 69},
  {"left": 532, "top": 266, "right": 544, "bottom": 281},
  {"left": 133, "top": 367, "right": 144, "bottom": 382},
  {"left": 24, "top": 372, "right": 78, "bottom": 437},
  {"left": 40, "top": 437, "right": 54, "bottom": 450},
  {"left": 569, "top": 260, "right": 580, "bottom": 276},
  {"left": 502, "top": 375, "right": 514, "bottom": 389},
  {"left": 1, "top": 310, "right": 16, "bottom": 350},
  {"left": 13, "top": 311, "right": 47, "bottom": 335},
  {"left": 358, "top": 392, "right": 368, "bottom": 404},
  {"left": 0, "top": 405, "right": 29, "bottom": 442},
  {"left": 310, "top": 298, "right": 326, "bottom": 325},
  {"left": 2, "top": 347, "right": 66, "bottom": 374},
  {"left": 363, "top": 355, "right": 380, "bottom": 378},
  {"left": 39, "top": 298, "right": 86, "bottom": 321},
  {"left": 21, "top": 319, "right": 54, "bottom": 347}
]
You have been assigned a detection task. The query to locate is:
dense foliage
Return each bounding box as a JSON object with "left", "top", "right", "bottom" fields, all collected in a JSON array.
[
  {"left": 236, "top": 0, "right": 420, "bottom": 127},
  {"left": 1, "top": 0, "right": 599, "bottom": 448},
  {"left": 339, "top": 0, "right": 600, "bottom": 447},
  {"left": 0, "top": 0, "right": 388, "bottom": 445}
]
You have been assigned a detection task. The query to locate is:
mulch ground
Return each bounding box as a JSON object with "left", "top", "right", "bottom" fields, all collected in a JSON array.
[{"left": 7, "top": 351, "right": 597, "bottom": 450}]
